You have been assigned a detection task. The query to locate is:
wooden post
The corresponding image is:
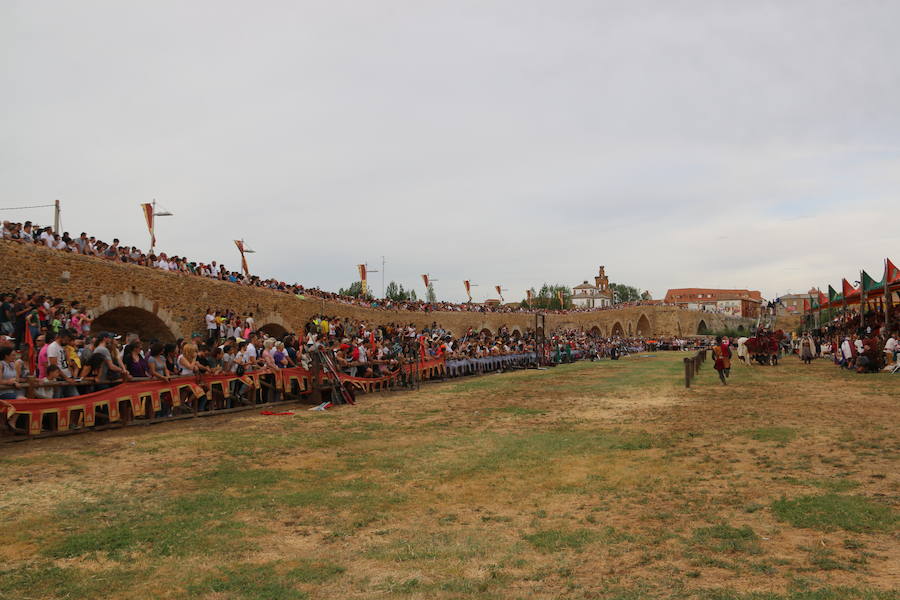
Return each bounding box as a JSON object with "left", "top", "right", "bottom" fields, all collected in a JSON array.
[
  {"left": 684, "top": 357, "right": 691, "bottom": 388},
  {"left": 885, "top": 259, "right": 894, "bottom": 334}
]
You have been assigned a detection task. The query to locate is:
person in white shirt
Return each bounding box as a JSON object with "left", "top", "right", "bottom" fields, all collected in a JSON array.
[
  {"left": 884, "top": 334, "right": 898, "bottom": 366},
  {"left": 40, "top": 228, "right": 54, "bottom": 247},
  {"left": 205, "top": 309, "right": 218, "bottom": 345},
  {"left": 840, "top": 338, "right": 854, "bottom": 369},
  {"left": 246, "top": 335, "right": 258, "bottom": 362},
  {"left": 46, "top": 329, "right": 77, "bottom": 397}
]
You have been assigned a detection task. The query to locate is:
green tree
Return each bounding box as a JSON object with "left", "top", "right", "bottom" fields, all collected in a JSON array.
[
  {"left": 338, "top": 281, "right": 372, "bottom": 299},
  {"left": 526, "top": 283, "right": 572, "bottom": 309},
  {"left": 609, "top": 283, "right": 641, "bottom": 303},
  {"left": 385, "top": 281, "right": 417, "bottom": 302}
]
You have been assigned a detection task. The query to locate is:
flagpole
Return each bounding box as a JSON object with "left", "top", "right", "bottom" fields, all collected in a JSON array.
[
  {"left": 816, "top": 289, "right": 822, "bottom": 330},
  {"left": 150, "top": 200, "right": 156, "bottom": 253},
  {"left": 860, "top": 270, "right": 867, "bottom": 331},
  {"left": 885, "top": 259, "right": 893, "bottom": 334}
]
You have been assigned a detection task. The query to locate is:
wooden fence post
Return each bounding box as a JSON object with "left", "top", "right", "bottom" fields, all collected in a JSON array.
[{"left": 684, "top": 357, "right": 691, "bottom": 388}]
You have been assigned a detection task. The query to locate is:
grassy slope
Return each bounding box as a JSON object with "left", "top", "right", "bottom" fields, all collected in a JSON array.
[{"left": 0, "top": 353, "right": 897, "bottom": 599}]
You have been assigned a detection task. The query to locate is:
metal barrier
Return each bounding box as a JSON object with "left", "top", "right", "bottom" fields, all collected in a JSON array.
[{"left": 683, "top": 349, "right": 707, "bottom": 388}]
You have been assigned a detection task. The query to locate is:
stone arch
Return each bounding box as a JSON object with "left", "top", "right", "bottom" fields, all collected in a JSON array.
[
  {"left": 737, "top": 324, "right": 745, "bottom": 333},
  {"left": 627, "top": 322, "right": 633, "bottom": 336},
  {"left": 92, "top": 307, "right": 176, "bottom": 343},
  {"left": 611, "top": 321, "right": 624, "bottom": 337},
  {"left": 589, "top": 325, "right": 602, "bottom": 337},
  {"left": 480, "top": 328, "right": 492, "bottom": 337},
  {"left": 259, "top": 323, "right": 289, "bottom": 339},
  {"left": 697, "top": 319, "right": 709, "bottom": 335},
  {"left": 91, "top": 291, "right": 181, "bottom": 342},
  {"left": 636, "top": 314, "right": 651, "bottom": 337},
  {"left": 256, "top": 312, "right": 291, "bottom": 334},
  {"left": 510, "top": 326, "right": 522, "bottom": 339}
]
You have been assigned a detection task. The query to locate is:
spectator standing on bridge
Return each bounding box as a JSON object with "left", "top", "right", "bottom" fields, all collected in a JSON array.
[{"left": 205, "top": 309, "right": 218, "bottom": 345}]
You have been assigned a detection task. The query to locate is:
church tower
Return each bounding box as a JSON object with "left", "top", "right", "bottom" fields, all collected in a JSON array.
[{"left": 594, "top": 266, "right": 608, "bottom": 292}]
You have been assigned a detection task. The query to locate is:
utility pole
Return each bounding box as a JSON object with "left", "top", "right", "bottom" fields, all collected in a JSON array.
[{"left": 53, "top": 199, "right": 60, "bottom": 234}]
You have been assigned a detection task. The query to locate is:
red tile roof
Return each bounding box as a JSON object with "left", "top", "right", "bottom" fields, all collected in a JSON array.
[{"left": 664, "top": 288, "right": 762, "bottom": 303}]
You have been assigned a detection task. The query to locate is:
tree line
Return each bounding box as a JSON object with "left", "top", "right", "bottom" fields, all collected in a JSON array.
[{"left": 338, "top": 280, "right": 648, "bottom": 308}]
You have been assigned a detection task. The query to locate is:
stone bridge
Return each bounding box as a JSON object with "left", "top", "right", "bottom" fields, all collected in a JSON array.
[{"left": 1, "top": 242, "right": 758, "bottom": 341}]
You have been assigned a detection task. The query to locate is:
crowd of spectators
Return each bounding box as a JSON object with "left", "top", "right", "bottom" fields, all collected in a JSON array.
[
  {"left": 1, "top": 289, "right": 667, "bottom": 408},
  {"left": 2, "top": 219, "right": 683, "bottom": 314},
  {"left": 795, "top": 306, "right": 898, "bottom": 373}
]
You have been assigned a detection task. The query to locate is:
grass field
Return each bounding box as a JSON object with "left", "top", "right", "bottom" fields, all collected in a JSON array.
[{"left": 1, "top": 352, "right": 897, "bottom": 599}]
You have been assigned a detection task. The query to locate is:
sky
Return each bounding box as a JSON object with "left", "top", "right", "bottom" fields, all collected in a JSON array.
[{"left": 3, "top": 1, "right": 899, "bottom": 303}]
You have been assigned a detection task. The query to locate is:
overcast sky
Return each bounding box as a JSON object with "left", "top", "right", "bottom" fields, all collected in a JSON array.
[{"left": 3, "top": 1, "right": 898, "bottom": 302}]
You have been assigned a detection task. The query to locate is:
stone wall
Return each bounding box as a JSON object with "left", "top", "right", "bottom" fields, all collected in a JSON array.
[{"left": 0, "top": 241, "right": 756, "bottom": 339}]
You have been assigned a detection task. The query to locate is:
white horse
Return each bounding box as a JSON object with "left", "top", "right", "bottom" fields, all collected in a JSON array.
[{"left": 736, "top": 337, "right": 751, "bottom": 366}]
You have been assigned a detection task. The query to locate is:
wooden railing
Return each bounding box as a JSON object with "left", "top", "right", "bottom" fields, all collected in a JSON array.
[{"left": 683, "top": 349, "right": 707, "bottom": 388}]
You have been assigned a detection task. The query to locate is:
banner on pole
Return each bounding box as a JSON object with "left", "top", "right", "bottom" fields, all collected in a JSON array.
[
  {"left": 358, "top": 264, "right": 368, "bottom": 295},
  {"left": 234, "top": 240, "right": 249, "bottom": 277},
  {"left": 141, "top": 203, "right": 155, "bottom": 249}
]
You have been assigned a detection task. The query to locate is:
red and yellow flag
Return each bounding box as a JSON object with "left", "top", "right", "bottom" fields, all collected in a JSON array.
[
  {"left": 234, "top": 240, "right": 249, "bottom": 277},
  {"left": 842, "top": 278, "right": 857, "bottom": 298},
  {"left": 358, "top": 264, "right": 367, "bottom": 295},
  {"left": 887, "top": 258, "right": 900, "bottom": 283},
  {"left": 141, "top": 203, "right": 155, "bottom": 249}
]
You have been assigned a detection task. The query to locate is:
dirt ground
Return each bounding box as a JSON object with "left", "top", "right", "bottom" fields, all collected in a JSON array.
[{"left": 0, "top": 352, "right": 897, "bottom": 599}]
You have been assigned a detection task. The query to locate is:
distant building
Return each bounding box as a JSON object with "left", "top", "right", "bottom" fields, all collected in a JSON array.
[
  {"left": 572, "top": 266, "right": 614, "bottom": 308},
  {"left": 778, "top": 289, "right": 818, "bottom": 314},
  {"left": 664, "top": 288, "right": 762, "bottom": 318}
]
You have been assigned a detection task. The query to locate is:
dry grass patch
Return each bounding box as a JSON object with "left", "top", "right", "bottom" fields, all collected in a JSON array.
[{"left": 1, "top": 354, "right": 898, "bottom": 599}]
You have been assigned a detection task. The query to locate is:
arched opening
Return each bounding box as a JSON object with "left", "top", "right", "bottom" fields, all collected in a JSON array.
[
  {"left": 627, "top": 322, "right": 633, "bottom": 336},
  {"left": 480, "top": 328, "right": 493, "bottom": 338},
  {"left": 259, "top": 323, "right": 289, "bottom": 339},
  {"left": 511, "top": 327, "right": 522, "bottom": 339},
  {"left": 611, "top": 322, "right": 624, "bottom": 337},
  {"left": 91, "top": 307, "right": 176, "bottom": 343},
  {"left": 636, "top": 315, "right": 651, "bottom": 336},
  {"left": 697, "top": 319, "right": 709, "bottom": 335},
  {"left": 737, "top": 324, "right": 745, "bottom": 333},
  {"left": 589, "top": 326, "right": 602, "bottom": 337}
]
